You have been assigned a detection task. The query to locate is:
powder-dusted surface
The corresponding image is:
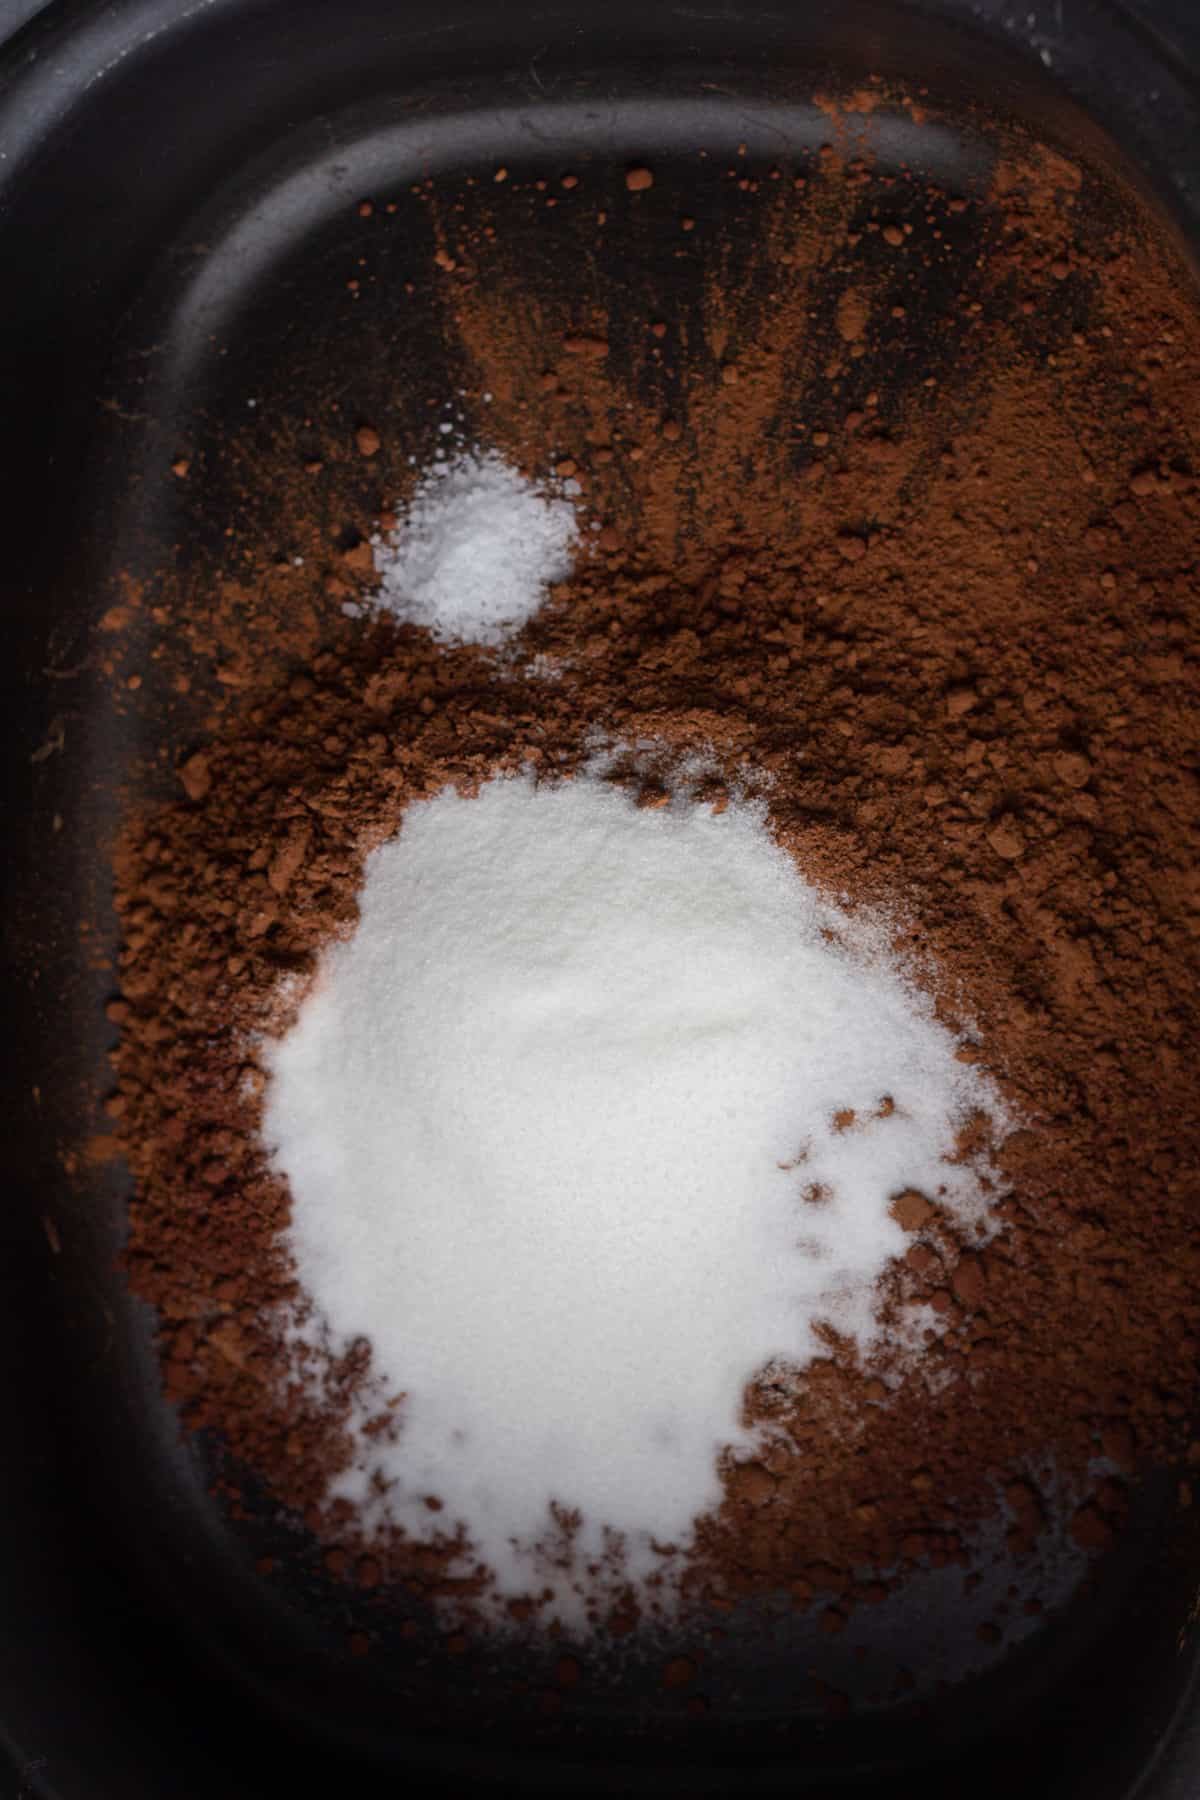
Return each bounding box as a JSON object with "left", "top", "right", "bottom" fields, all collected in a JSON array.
[
  {"left": 262, "top": 774, "right": 1006, "bottom": 1625},
  {"left": 370, "top": 450, "right": 578, "bottom": 644},
  {"left": 104, "top": 117, "right": 1200, "bottom": 1702}
]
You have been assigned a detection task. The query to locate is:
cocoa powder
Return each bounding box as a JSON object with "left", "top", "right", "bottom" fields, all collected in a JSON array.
[{"left": 106, "top": 115, "right": 1200, "bottom": 1690}]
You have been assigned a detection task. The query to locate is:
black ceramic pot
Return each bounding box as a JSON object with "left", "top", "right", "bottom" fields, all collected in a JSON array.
[{"left": 2, "top": 2, "right": 1198, "bottom": 1794}]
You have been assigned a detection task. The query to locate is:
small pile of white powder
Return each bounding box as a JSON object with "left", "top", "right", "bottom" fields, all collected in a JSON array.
[
  {"left": 262, "top": 773, "right": 1009, "bottom": 1629},
  {"left": 370, "top": 450, "right": 578, "bottom": 645}
]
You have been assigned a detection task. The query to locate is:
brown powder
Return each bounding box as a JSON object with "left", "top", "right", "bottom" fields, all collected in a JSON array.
[{"left": 106, "top": 116, "right": 1200, "bottom": 1676}]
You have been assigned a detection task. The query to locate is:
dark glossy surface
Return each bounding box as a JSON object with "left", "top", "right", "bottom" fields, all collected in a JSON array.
[{"left": 2, "top": 2, "right": 1199, "bottom": 1794}]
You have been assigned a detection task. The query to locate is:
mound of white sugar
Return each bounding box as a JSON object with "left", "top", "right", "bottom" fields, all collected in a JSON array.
[
  {"left": 262, "top": 773, "right": 1008, "bottom": 1628},
  {"left": 371, "top": 451, "right": 578, "bottom": 645}
]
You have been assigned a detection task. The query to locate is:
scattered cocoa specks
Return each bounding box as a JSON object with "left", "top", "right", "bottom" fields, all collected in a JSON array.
[
  {"left": 890, "top": 1191, "right": 936, "bottom": 1232},
  {"left": 342, "top": 541, "right": 374, "bottom": 574},
  {"left": 178, "top": 752, "right": 212, "bottom": 801},
  {"left": 562, "top": 334, "right": 609, "bottom": 360}
]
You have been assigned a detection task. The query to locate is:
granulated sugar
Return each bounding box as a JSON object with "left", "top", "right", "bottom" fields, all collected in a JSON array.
[
  {"left": 261, "top": 773, "right": 1008, "bottom": 1627},
  {"left": 371, "top": 450, "right": 578, "bottom": 644}
]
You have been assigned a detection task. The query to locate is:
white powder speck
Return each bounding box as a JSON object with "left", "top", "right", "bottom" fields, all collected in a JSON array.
[
  {"left": 370, "top": 450, "right": 579, "bottom": 645},
  {"left": 262, "top": 774, "right": 1008, "bottom": 1629}
]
